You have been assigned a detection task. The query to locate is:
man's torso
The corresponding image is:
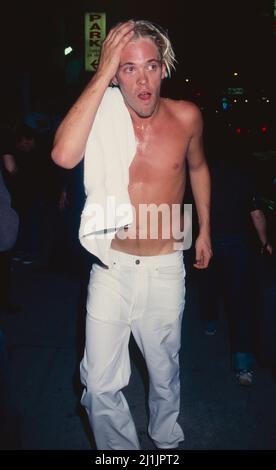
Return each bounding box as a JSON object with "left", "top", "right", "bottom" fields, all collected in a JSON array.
[{"left": 112, "top": 98, "right": 193, "bottom": 256}]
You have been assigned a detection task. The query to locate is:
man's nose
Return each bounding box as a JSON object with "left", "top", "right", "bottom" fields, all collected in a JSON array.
[{"left": 137, "top": 70, "right": 148, "bottom": 85}]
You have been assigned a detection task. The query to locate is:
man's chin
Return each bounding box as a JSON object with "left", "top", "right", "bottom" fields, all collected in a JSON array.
[
  {"left": 136, "top": 107, "right": 155, "bottom": 118},
  {"left": 125, "top": 98, "right": 157, "bottom": 118}
]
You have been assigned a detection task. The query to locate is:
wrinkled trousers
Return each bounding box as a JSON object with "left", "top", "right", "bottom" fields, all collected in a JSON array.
[{"left": 80, "top": 248, "right": 186, "bottom": 450}]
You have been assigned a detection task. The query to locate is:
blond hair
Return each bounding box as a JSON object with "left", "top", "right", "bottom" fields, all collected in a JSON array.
[{"left": 132, "top": 20, "right": 176, "bottom": 78}]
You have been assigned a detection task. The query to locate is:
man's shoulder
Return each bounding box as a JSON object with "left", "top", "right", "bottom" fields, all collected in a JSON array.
[
  {"left": 162, "top": 98, "right": 201, "bottom": 120},
  {"left": 162, "top": 98, "right": 202, "bottom": 130}
]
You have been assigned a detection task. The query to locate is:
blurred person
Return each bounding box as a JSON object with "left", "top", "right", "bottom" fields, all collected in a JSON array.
[
  {"left": 48, "top": 161, "right": 93, "bottom": 275},
  {"left": 52, "top": 20, "right": 212, "bottom": 450},
  {"left": 1, "top": 124, "right": 48, "bottom": 265},
  {"left": 196, "top": 130, "right": 272, "bottom": 386},
  {"left": 0, "top": 168, "right": 22, "bottom": 448},
  {"left": 24, "top": 96, "right": 61, "bottom": 151},
  {"left": 0, "top": 168, "right": 20, "bottom": 312}
]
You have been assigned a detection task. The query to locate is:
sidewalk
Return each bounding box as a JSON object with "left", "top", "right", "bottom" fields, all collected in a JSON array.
[{"left": 1, "top": 262, "right": 276, "bottom": 450}]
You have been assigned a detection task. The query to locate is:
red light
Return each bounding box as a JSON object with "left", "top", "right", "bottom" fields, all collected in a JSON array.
[
  {"left": 261, "top": 126, "right": 267, "bottom": 133},
  {"left": 236, "top": 128, "right": 241, "bottom": 134}
]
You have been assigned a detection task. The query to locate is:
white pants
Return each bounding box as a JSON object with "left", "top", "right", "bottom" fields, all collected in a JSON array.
[{"left": 80, "top": 248, "right": 186, "bottom": 450}]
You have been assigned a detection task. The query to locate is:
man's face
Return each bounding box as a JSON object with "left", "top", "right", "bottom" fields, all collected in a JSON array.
[
  {"left": 16, "top": 137, "right": 35, "bottom": 152},
  {"left": 114, "top": 37, "right": 166, "bottom": 118}
]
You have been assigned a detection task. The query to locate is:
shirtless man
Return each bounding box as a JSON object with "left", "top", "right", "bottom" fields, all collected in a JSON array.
[{"left": 52, "top": 20, "right": 212, "bottom": 450}]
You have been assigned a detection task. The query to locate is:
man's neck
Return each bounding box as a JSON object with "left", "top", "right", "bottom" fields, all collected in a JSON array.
[{"left": 129, "top": 99, "right": 163, "bottom": 130}]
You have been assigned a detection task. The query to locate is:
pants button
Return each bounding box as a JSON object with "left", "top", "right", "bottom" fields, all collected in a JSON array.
[{"left": 135, "top": 259, "right": 140, "bottom": 265}]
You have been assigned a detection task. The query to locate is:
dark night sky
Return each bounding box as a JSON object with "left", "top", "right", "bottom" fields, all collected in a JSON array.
[
  {"left": 1, "top": 0, "right": 273, "bottom": 67},
  {"left": 0, "top": 0, "right": 274, "bottom": 107}
]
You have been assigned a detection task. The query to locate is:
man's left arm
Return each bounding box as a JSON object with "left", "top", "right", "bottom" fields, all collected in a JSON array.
[
  {"left": 186, "top": 105, "right": 212, "bottom": 269},
  {"left": 250, "top": 209, "right": 273, "bottom": 255}
]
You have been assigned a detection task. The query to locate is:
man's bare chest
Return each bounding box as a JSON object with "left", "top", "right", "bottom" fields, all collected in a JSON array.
[{"left": 130, "top": 128, "right": 189, "bottom": 183}]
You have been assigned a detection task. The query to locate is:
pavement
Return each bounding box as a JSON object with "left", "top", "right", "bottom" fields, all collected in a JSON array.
[{"left": 1, "top": 257, "right": 276, "bottom": 452}]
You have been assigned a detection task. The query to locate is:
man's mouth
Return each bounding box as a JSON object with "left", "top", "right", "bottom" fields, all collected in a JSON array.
[{"left": 138, "top": 91, "right": 151, "bottom": 101}]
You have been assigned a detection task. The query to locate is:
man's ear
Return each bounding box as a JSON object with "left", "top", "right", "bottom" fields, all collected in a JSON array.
[
  {"left": 161, "top": 63, "right": 167, "bottom": 80},
  {"left": 111, "top": 75, "right": 119, "bottom": 86}
]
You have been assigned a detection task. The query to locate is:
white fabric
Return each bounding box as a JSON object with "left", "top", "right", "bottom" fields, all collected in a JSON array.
[
  {"left": 79, "top": 87, "right": 136, "bottom": 266},
  {"left": 80, "top": 249, "right": 186, "bottom": 450}
]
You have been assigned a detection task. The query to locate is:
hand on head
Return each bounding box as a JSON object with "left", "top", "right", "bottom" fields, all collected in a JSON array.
[{"left": 97, "top": 21, "right": 135, "bottom": 84}]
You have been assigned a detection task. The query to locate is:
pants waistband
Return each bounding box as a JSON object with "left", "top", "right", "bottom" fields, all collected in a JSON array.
[{"left": 109, "top": 248, "right": 184, "bottom": 268}]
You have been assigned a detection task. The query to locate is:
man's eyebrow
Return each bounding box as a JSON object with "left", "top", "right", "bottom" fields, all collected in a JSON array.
[
  {"left": 119, "top": 61, "right": 135, "bottom": 68},
  {"left": 119, "top": 59, "right": 161, "bottom": 68}
]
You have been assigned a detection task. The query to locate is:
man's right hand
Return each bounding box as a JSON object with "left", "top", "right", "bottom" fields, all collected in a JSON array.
[
  {"left": 96, "top": 21, "right": 135, "bottom": 84},
  {"left": 51, "top": 21, "right": 135, "bottom": 170},
  {"left": 261, "top": 242, "right": 273, "bottom": 255}
]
